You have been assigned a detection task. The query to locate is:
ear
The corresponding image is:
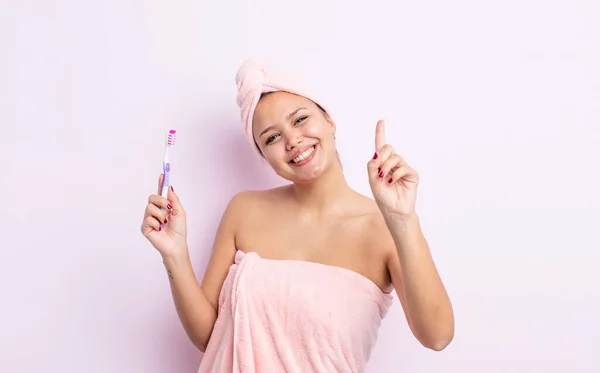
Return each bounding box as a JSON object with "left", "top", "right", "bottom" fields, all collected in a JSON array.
[{"left": 325, "top": 114, "right": 336, "bottom": 136}]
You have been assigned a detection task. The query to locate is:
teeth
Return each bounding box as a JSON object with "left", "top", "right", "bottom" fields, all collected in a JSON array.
[{"left": 292, "top": 146, "right": 315, "bottom": 163}]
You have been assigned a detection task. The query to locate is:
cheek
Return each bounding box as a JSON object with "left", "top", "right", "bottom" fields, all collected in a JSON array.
[
  {"left": 303, "top": 121, "right": 329, "bottom": 139},
  {"left": 263, "top": 144, "right": 287, "bottom": 166}
]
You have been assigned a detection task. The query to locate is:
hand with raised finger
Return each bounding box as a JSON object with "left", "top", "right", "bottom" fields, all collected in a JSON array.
[
  {"left": 367, "top": 120, "right": 420, "bottom": 218},
  {"left": 140, "top": 174, "right": 188, "bottom": 259}
]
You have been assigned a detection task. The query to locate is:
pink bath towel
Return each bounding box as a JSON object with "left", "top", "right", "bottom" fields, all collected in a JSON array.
[{"left": 198, "top": 250, "right": 393, "bottom": 373}]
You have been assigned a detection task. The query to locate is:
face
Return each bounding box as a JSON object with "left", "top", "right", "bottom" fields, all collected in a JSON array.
[{"left": 252, "top": 92, "right": 337, "bottom": 183}]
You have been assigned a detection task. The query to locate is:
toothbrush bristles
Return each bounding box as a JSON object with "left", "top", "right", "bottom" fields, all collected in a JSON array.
[{"left": 167, "top": 129, "right": 176, "bottom": 146}]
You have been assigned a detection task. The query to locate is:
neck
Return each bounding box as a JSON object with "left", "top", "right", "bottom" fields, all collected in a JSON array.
[{"left": 289, "top": 161, "right": 353, "bottom": 218}]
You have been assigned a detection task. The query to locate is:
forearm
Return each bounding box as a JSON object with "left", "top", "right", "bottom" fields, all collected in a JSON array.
[
  {"left": 162, "top": 251, "right": 217, "bottom": 351},
  {"left": 385, "top": 213, "right": 454, "bottom": 350}
]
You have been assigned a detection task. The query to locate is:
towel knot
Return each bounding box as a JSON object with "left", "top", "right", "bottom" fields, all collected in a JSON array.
[{"left": 235, "top": 59, "right": 267, "bottom": 110}]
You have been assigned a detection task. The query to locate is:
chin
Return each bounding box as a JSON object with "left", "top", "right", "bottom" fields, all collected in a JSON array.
[{"left": 286, "top": 170, "right": 324, "bottom": 184}]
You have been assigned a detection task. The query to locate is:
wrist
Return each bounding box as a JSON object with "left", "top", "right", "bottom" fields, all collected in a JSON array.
[
  {"left": 162, "top": 247, "right": 190, "bottom": 266},
  {"left": 384, "top": 210, "right": 419, "bottom": 224},
  {"left": 383, "top": 211, "right": 421, "bottom": 237}
]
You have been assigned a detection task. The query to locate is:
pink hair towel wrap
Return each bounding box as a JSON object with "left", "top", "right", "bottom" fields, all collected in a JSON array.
[{"left": 235, "top": 59, "right": 330, "bottom": 154}]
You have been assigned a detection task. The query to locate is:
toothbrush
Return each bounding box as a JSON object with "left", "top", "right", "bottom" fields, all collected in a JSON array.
[{"left": 160, "top": 129, "right": 176, "bottom": 228}]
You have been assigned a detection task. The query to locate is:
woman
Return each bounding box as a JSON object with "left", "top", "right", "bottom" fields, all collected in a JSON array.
[{"left": 141, "top": 59, "right": 454, "bottom": 372}]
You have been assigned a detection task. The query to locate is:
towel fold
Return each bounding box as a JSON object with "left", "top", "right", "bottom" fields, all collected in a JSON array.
[
  {"left": 235, "top": 59, "right": 330, "bottom": 155},
  {"left": 198, "top": 250, "right": 393, "bottom": 373}
]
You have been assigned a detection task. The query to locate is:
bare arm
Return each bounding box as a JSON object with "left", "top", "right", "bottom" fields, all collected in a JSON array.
[
  {"left": 163, "top": 252, "right": 217, "bottom": 352},
  {"left": 163, "top": 192, "right": 243, "bottom": 352},
  {"left": 385, "top": 213, "right": 454, "bottom": 351}
]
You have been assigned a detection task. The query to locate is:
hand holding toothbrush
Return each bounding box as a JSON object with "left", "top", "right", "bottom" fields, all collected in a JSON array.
[
  {"left": 141, "top": 175, "right": 188, "bottom": 259},
  {"left": 141, "top": 129, "right": 188, "bottom": 259}
]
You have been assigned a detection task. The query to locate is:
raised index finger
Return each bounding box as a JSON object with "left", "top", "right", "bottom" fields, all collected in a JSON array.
[{"left": 375, "top": 119, "right": 386, "bottom": 151}]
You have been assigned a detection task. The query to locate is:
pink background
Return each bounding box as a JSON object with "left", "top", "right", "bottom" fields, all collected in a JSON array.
[{"left": 2, "top": 0, "right": 599, "bottom": 372}]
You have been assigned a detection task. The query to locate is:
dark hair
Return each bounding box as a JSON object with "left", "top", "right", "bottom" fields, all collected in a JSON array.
[{"left": 256, "top": 92, "right": 342, "bottom": 169}]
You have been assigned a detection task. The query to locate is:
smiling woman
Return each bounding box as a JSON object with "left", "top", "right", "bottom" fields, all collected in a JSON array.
[{"left": 140, "top": 59, "right": 455, "bottom": 372}]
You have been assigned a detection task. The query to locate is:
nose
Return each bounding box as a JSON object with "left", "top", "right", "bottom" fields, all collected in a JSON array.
[{"left": 285, "top": 131, "right": 303, "bottom": 151}]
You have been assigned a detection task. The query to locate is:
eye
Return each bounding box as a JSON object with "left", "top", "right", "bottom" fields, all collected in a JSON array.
[
  {"left": 295, "top": 116, "right": 308, "bottom": 125},
  {"left": 266, "top": 134, "right": 280, "bottom": 145}
]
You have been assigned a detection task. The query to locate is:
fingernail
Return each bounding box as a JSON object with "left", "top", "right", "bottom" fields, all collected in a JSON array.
[
  {"left": 167, "top": 204, "right": 172, "bottom": 210},
  {"left": 159, "top": 226, "right": 162, "bottom": 231},
  {"left": 170, "top": 186, "right": 174, "bottom": 192},
  {"left": 373, "top": 152, "right": 378, "bottom": 160},
  {"left": 164, "top": 219, "right": 168, "bottom": 224},
  {"left": 388, "top": 178, "right": 393, "bottom": 183},
  {"left": 379, "top": 171, "right": 384, "bottom": 178}
]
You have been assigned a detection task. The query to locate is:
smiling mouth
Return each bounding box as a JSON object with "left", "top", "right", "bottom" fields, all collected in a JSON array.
[{"left": 290, "top": 145, "right": 316, "bottom": 164}]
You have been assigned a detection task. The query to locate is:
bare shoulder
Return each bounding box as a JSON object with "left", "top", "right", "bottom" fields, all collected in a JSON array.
[
  {"left": 226, "top": 185, "right": 289, "bottom": 214},
  {"left": 355, "top": 194, "right": 397, "bottom": 257},
  {"left": 353, "top": 193, "right": 385, "bottom": 228},
  {"left": 357, "top": 196, "right": 408, "bottom": 294},
  {"left": 339, "top": 192, "right": 396, "bottom": 292},
  {"left": 200, "top": 186, "right": 287, "bottom": 309}
]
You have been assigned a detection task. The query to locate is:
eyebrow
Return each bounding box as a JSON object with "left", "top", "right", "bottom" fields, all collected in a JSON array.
[{"left": 258, "top": 107, "right": 307, "bottom": 138}]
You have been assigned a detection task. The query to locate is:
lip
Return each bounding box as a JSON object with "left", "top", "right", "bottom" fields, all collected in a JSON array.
[
  {"left": 288, "top": 144, "right": 317, "bottom": 162},
  {"left": 289, "top": 144, "right": 318, "bottom": 167}
]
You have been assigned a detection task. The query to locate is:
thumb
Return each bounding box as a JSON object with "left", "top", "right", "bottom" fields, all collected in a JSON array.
[
  {"left": 167, "top": 185, "right": 185, "bottom": 216},
  {"left": 157, "top": 174, "right": 164, "bottom": 195},
  {"left": 367, "top": 156, "right": 381, "bottom": 185}
]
